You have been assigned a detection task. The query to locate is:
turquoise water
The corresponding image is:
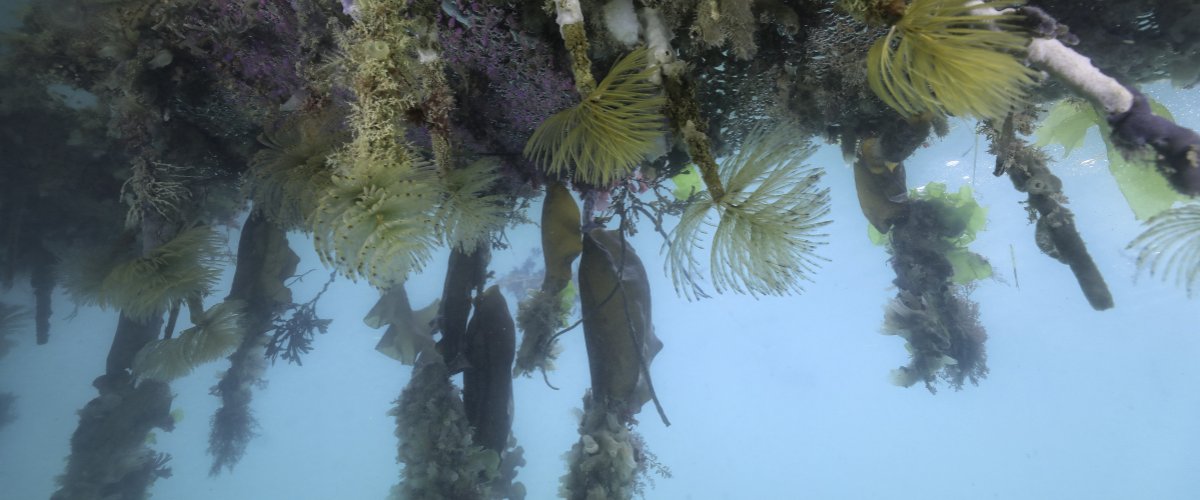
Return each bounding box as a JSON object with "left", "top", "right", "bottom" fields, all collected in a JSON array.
[
  {"left": 2, "top": 81, "right": 1198, "bottom": 499},
  {"left": 1, "top": 0, "right": 1199, "bottom": 497}
]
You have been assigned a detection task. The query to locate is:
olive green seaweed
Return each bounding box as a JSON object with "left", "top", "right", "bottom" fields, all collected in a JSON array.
[
  {"left": 366, "top": 286, "right": 439, "bottom": 365},
  {"left": 854, "top": 137, "right": 909, "bottom": 235}
]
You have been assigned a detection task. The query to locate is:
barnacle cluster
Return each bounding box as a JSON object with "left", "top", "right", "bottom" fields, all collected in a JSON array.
[{"left": 390, "top": 357, "right": 498, "bottom": 500}]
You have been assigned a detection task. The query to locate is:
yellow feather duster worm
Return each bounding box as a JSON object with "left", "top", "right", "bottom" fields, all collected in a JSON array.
[
  {"left": 311, "top": 154, "right": 439, "bottom": 289},
  {"left": 1129, "top": 204, "right": 1200, "bottom": 296},
  {"left": 525, "top": 48, "right": 666, "bottom": 186},
  {"left": 246, "top": 114, "right": 343, "bottom": 230},
  {"left": 668, "top": 127, "right": 832, "bottom": 299},
  {"left": 0, "top": 303, "right": 30, "bottom": 358},
  {"left": 867, "top": 0, "right": 1038, "bottom": 120},
  {"left": 62, "top": 227, "right": 224, "bottom": 321},
  {"left": 435, "top": 158, "right": 510, "bottom": 252},
  {"left": 133, "top": 301, "right": 245, "bottom": 382}
]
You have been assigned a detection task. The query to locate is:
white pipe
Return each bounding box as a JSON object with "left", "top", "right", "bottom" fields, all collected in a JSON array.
[{"left": 1027, "top": 38, "right": 1133, "bottom": 115}]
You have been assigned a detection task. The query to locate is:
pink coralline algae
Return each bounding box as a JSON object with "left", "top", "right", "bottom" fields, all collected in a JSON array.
[
  {"left": 179, "top": 0, "right": 309, "bottom": 104},
  {"left": 437, "top": 0, "right": 576, "bottom": 156}
]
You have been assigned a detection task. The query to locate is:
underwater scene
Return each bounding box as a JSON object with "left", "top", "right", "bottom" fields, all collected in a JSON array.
[{"left": 1, "top": 0, "right": 1199, "bottom": 498}]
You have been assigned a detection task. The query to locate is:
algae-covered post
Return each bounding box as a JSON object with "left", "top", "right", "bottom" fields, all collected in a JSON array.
[
  {"left": 562, "top": 228, "right": 665, "bottom": 500},
  {"left": 989, "top": 114, "right": 1114, "bottom": 310},
  {"left": 849, "top": 117, "right": 992, "bottom": 392},
  {"left": 209, "top": 209, "right": 300, "bottom": 475},
  {"left": 515, "top": 182, "right": 583, "bottom": 378}
]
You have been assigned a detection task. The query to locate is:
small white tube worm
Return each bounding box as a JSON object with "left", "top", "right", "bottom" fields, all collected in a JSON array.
[
  {"left": 640, "top": 8, "right": 673, "bottom": 66},
  {"left": 638, "top": 7, "right": 675, "bottom": 84},
  {"left": 556, "top": 0, "right": 585, "bottom": 29},
  {"left": 416, "top": 47, "right": 439, "bottom": 64}
]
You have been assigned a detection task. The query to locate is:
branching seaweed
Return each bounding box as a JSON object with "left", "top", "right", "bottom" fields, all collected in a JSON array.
[{"left": 265, "top": 272, "right": 335, "bottom": 365}]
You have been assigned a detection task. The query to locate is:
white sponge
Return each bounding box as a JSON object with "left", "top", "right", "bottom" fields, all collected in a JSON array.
[{"left": 603, "top": 0, "right": 640, "bottom": 46}]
